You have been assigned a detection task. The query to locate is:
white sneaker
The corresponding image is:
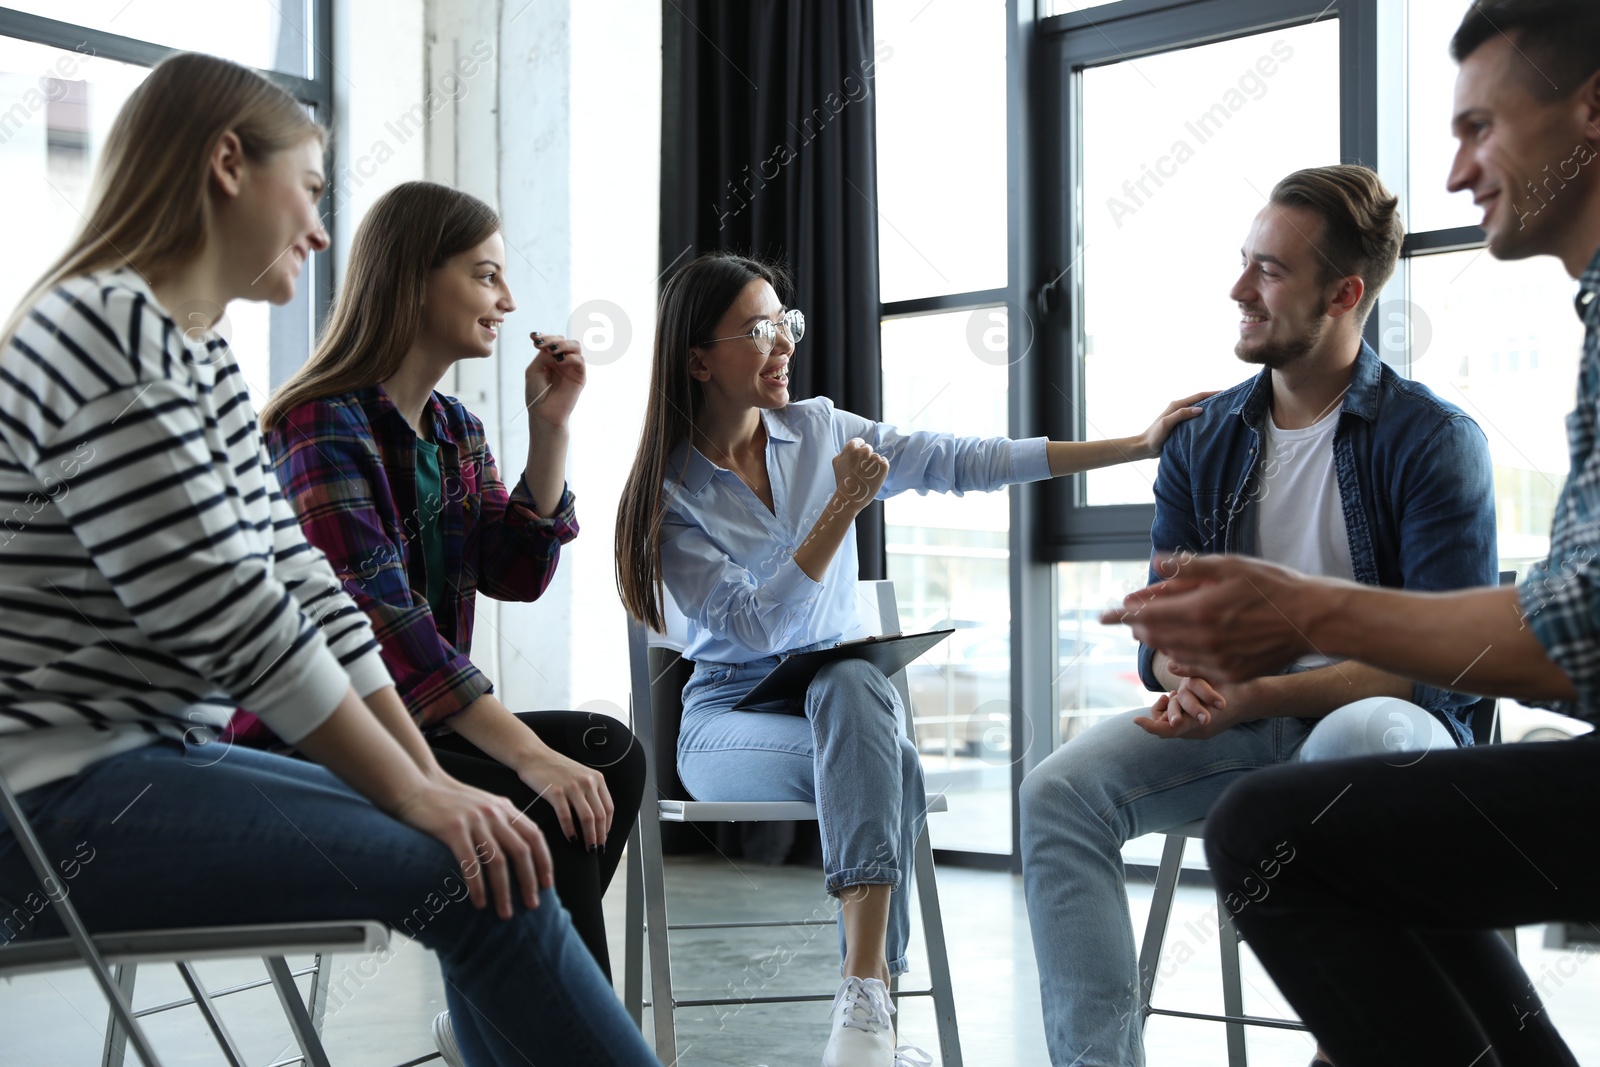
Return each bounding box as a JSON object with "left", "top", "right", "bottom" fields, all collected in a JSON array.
[
  {"left": 822, "top": 976, "right": 896, "bottom": 1067},
  {"left": 432, "top": 1011, "right": 467, "bottom": 1067}
]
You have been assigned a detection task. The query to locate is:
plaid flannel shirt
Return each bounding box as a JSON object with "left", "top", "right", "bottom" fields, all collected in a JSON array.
[
  {"left": 1518, "top": 244, "right": 1600, "bottom": 721},
  {"left": 261, "top": 386, "right": 578, "bottom": 728}
]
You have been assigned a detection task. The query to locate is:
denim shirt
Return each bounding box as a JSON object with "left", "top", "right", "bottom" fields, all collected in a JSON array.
[
  {"left": 1516, "top": 244, "right": 1600, "bottom": 721},
  {"left": 1138, "top": 341, "right": 1498, "bottom": 744}
]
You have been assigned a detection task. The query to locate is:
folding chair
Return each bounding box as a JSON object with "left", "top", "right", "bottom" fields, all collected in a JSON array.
[
  {"left": 1136, "top": 573, "right": 1517, "bottom": 1066},
  {"left": 0, "top": 764, "right": 393, "bottom": 1067},
  {"left": 622, "top": 579, "right": 963, "bottom": 1065}
]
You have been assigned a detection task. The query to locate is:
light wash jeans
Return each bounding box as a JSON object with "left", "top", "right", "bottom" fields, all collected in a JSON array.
[
  {"left": 0, "top": 740, "right": 660, "bottom": 1067},
  {"left": 677, "top": 653, "right": 926, "bottom": 976},
  {"left": 1020, "top": 696, "right": 1458, "bottom": 1067}
]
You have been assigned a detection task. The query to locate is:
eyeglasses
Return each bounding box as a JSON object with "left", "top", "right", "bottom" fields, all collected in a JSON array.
[{"left": 703, "top": 309, "right": 806, "bottom": 356}]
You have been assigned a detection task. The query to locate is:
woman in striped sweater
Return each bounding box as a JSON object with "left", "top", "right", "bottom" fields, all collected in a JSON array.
[
  {"left": 252, "top": 182, "right": 646, "bottom": 1056},
  {"left": 0, "top": 52, "right": 657, "bottom": 1067}
]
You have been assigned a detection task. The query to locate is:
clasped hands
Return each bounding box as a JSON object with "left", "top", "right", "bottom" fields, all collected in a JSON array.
[{"left": 1135, "top": 667, "right": 1259, "bottom": 740}]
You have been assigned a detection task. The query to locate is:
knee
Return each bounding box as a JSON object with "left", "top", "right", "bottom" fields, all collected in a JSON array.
[
  {"left": 1202, "top": 775, "right": 1291, "bottom": 884},
  {"left": 571, "top": 714, "right": 643, "bottom": 770},
  {"left": 595, "top": 718, "right": 648, "bottom": 792},
  {"left": 1018, "top": 758, "right": 1052, "bottom": 823},
  {"left": 1300, "top": 697, "right": 1450, "bottom": 763},
  {"left": 897, "top": 736, "right": 924, "bottom": 786},
  {"left": 1020, "top": 744, "right": 1095, "bottom": 832},
  {"left": 810, "top": 659, "right": 898, "bottom": 720}
]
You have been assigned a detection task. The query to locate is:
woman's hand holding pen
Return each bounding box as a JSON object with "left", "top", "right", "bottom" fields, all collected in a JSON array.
[
  {"left": 525, "top": 331, "right": 587, "bottom": 428},
  {"left": 522, "top": 332, "right": 583, "bottom": 514}
]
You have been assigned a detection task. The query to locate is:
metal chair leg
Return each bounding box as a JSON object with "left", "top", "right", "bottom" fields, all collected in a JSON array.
[
  {"left": 1137, "top": 833, "right": 1187, "bottom": 1025},
  {"left": 307, "top": 951, "right": 330, "bottom": 1034},
  {"left": 1215, "top": 905, "right": 1249, "bottom": 1067},
  {"left": 624, "top": 822, "right": 646, "bottom": 1026},
  {"left": 639, "top": 809, "right": 678, "bottom": 1062},
  {"left": 100, "top": 962, "right": 139, "bottom": 1067},
  {"left": 0, "top": 775, "right": 165, "bottom": 1067},
  {"left": 264, "top": 954, "right": 334, "bottom": 1067},
  {"left": 913, "top": 822, "right": 963, "bottom": 1066},
  {"left": 175, "top": 961, "right": 249, "bottom": 1067}
]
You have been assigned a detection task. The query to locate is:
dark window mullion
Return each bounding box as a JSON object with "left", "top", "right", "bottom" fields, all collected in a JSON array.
[
  {"left": 881, "top": 287, "right": 1010, "bottom": 320},
  {"left": 1403, "top": 225, "right": 1488, "bottom": 257},
  {"left": 0, "top": 7, "right": 331, "bottom": 113}
]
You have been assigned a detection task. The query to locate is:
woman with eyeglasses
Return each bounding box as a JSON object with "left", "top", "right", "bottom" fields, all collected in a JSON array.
[
  {"left": 253, "top": 181, "right": 647, "bottom": 1066},
  {"left": 615, "top": 252, "right": 1209, "bottom": 1067},
  {"left": 0, "top": 55, "right": 658, "bottom": 1067}
]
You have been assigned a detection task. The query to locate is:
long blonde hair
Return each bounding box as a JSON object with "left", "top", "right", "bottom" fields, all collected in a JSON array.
[
  {"left": 259, "top": 181, "right": 499, "bottom": 429},
  {"left": 2, "top": 52, "right": 323, "bottom": 345}
]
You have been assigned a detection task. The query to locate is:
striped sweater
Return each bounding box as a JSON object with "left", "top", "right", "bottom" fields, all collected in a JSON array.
[{"left": 0, "top": 269, "right": 391, "bottom": 792}]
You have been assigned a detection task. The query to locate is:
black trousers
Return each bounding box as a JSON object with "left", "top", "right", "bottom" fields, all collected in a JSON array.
[
  {"left": 1204, "top": 736, "right": 1600, "bottom": 1067},
  {"left": 429, "top": 710, "right": 646, "bottom": 979}
]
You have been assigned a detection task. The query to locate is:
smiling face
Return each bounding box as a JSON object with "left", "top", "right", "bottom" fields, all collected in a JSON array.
[
  {"left": 417, "top": 232, "right": 516, "bottom": 361},
  {"left": 232, "top": 135, "right": 329, "bottom": 305},
  {"left": 688, "top": 278, "right": 795, "bottom": 413},
  {"left": 1228, "top": 203, "right": 1356, "bottom": 370},
  {"left": 1448, "top": 33, "right": 1600, "bottom": 263}
]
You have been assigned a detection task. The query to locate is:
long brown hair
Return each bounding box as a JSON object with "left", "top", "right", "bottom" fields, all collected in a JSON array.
[
  {"left": 259, "top": 181, "right": 499, "bottom": 429},
  {"left": 2, "top": 52, "right": 322, "bottom": 345},
  {"left": 614, "top": 252, "right": 790, "bottom": 631}
]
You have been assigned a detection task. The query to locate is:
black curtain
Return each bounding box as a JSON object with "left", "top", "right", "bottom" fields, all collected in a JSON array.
[
  {"left": 658, "top": 0, "right": 886, "bottom": 865},
  {"left": 660, "top": 0, "right": 886, "bottom": 577}
]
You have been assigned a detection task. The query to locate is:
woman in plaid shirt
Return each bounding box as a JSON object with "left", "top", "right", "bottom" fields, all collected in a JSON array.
[
  {"left": 0, "top": 57, "right": 656, "bottom": 1067},
  {"left": 254, "top": 182, "right": 646, "bottom": 1059}
]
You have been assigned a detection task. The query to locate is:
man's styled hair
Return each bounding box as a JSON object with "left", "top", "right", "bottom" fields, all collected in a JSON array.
[
  {"left": 1451, "top": 0, "right": 1600, "bottom": 101},
  {"left": 1268, "top": 164, "right": 1404, "bottom": 323}
]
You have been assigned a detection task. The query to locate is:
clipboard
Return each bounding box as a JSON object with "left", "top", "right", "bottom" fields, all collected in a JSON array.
[{"left": 733, "top": 628, "right": 955, "bottom": 711}]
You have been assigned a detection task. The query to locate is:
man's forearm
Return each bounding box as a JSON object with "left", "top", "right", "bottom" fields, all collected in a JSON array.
[
  {"left": 1245, "top": 660, "right": 1414, "bottom": 720},
  {"left": 1308, "top": 583, "right": 1577, "bottom": 702},
  {"left": 1158, "top": 647, "right": 1412, "bottom": 717}
]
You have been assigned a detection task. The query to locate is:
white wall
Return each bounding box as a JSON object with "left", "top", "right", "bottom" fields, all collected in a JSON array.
[
  {"left": 334, "top": 0, "right": 660, "bottom": 715},
  {"left": 565, "top": 2, "right": 661, "bottom": 717}
]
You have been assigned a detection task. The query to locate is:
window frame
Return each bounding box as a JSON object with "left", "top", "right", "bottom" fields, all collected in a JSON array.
[
  {"left": 1031, "top": 0, "right": 1380, "bottom": 561},
  {"left": 0, "top": 3, "right": 336, "bottom": 386}
]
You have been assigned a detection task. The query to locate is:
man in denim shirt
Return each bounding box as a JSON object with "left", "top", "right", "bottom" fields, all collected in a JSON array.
[
  {"left": 1021, "top": 164, "right": 1496, "bottom": 1067},
  {"left": 1111, "top": 2, "right": 1600, "bottom": 1064}
]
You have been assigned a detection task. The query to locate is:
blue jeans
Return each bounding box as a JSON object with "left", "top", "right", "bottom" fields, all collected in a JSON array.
[
  {"left": 0, "top": 740, "right": 660, "bottom": 1067},
  {"left": 677, "top": 655, "right": 926, "bottom": 976},
  {"left": 1019, "top": 696, "right": 1457, "bottom": 1067}
]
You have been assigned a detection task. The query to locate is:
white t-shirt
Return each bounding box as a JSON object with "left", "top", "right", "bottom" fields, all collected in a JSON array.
[{"left": 1255, "top": 404, "right": 1354, "bottom": 670}]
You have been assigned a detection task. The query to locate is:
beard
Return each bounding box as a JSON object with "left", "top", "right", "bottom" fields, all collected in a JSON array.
[{"left": 1234, "top": 311, "right": 1326, "bottom": 370}]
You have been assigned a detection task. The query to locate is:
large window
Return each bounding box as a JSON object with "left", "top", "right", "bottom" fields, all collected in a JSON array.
[
  {"left": 1079, "top": 19, "right": 1340, "bottom": 506},
  {"left": 1038, "top": 0, "right": 1595, "bottom": 823},
  {"left": 875, "top": 0, "right": 1012, "bottom": 856},
  {"left": 0, "top": 6, "right": 331, "bottom": 403}
]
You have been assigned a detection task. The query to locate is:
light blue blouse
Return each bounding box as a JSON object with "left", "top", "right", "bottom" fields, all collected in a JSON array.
[{"left": 660, "top": 396, "right": 1051, "bottom": 665}]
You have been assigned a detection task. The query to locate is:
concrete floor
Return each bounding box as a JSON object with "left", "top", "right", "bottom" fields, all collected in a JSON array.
[{"left": 4, "top": 846, "right": 1599, "bottom": 1067}]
